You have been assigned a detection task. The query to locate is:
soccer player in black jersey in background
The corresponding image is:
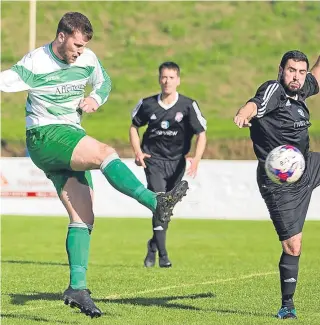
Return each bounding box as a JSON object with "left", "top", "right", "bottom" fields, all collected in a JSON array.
[
  {"left": 234, "top": 50, "right": 320, "bottom": 319},
  {"left": 130, "top": 62, "right": 207, "bottom": 268}
]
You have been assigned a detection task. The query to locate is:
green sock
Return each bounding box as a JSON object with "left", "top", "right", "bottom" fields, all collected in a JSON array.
[
  {"left": 101, "top": 158, "right": 157, "bottom": 212},
  {"left": 66, "top": 225, "right": 91, "bottom": 290}
]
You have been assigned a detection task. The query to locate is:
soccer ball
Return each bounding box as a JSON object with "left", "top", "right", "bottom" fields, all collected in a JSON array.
[{"left": 265, "top": 145, "right": 305, "bottom": 184}]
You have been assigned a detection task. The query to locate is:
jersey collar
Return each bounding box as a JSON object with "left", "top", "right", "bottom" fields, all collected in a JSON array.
[
  {"left": 286, "top": 94, "right": 298, "bottom": 100},
  {"left": 157, "top": 92, "right": 179, "bottom": 110}
]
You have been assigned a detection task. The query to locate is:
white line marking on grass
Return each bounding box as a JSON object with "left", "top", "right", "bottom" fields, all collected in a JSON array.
[
  {"left": 103, "top": 271, "right": 278, "bottom": 299},
  {"left": 4, "top": 271, "right": 277, "bottom": 314}
]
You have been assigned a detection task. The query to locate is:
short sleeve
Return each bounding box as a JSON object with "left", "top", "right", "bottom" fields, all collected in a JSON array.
[
  {"left": 301, "top": 72, "right": 319, "bottom": 99},
  {"left": 188, "top": 101, "right": 207, "bottom": 134},
  {"left": 131, "top": 99, "right": 148, "bottom": 127},
  {"left": 248, "top": 81, "right": 283, "bottom": 118}
]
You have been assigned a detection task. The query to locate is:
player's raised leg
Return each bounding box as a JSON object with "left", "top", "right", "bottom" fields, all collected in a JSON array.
[
  {"left": 70, "top": 135, "right": 189, "bottom": 222},
  {"left": 57, "top": 176, "right": 102, "bottom": 318}
]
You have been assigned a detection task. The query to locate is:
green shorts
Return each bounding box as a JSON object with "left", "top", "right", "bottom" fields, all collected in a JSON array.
[{"left": 26, "top": 124, "right": 93, "bottom": 195}]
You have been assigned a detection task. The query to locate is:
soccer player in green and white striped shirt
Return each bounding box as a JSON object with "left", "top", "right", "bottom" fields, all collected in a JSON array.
[{"left": 0, "top": 12, "right": 188, "bottom": 318}]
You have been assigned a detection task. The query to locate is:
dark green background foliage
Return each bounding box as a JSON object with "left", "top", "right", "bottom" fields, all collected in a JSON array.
[{"left": 1, "top": 1, "right": 320, "bottom": 157}]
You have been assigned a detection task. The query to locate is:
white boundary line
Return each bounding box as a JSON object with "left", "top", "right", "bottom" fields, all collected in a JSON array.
[
  {"left": 4, "top": 271, "right": 277, "bottom": 314},
  {"left": 103, "top": 271, "right": 277, "bottom": 299}
]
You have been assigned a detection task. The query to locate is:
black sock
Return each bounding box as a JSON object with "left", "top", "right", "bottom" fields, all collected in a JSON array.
[
  {"left": 279, "top": 252, "right": 300, "bottom": 309},
  {"left": 152, "top": 216, "right": 169, "bottom": 257}
]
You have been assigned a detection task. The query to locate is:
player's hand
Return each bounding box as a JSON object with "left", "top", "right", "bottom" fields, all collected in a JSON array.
[
  {"left": 135, "top": 152, "right": 151, "bottom": 168},
  {"left": 186, "top": 157, "right": 200, "bottom": 178},
  {"left": 233, "top": 114, "right": 252, "bottom": 128},
  {"left": 79, "top": 97, "right": 99, "bottom": 113}
]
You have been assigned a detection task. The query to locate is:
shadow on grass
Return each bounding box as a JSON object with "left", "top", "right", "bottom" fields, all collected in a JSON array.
[
  {"left": 2, "top": 260, "right": 68, "bottom": 266},
  {"left": 6, "top": 291, "right": 274, "bottom": 318},
  {"left": 1, "top": 259, "right": 142, "bottom": 269},
  {"left": 5, "top": 292, "right": 114, "bottom": 317},
  {"left": 100, "top": 294, "right": 273, "bottom": 317},
  {"left": 8, "top": 292, "right": 62, "bottom": 305},
  {"left": 7, "top": 291, "right": 214, "bottom": 311},
  {"left": 0, "top": 313, "right": 76, "bottom": 324},
  {"left": 206, "top": 307, "right": 274, "bottom": 318},
  {"left": 99, "top": 292, "right": 215, "bottom": 311}
]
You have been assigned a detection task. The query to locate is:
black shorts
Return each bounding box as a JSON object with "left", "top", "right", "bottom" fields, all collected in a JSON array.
[
  {"left": 144, "top": 158, "right": 186, "bottom": 193},
  {"left": 257, "top": 152, "right": 320, "bottom": 241}
]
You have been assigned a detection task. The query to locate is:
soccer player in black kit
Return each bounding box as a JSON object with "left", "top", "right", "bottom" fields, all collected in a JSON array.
[
  {"left": 130, "top": 62, "right": 207, "bottom": 268},
  {"left": 234, "top": 50, "right": 320, "bottom": 319}
]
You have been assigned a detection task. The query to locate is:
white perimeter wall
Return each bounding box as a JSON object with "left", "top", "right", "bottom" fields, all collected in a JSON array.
[{"left": 1, "top": 158, "right": 320, "bottom": 220}]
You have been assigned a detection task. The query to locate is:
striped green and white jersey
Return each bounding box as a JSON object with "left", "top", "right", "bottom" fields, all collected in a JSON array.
[{"left": 0, "top": 43, "right": 111, "bottom": 130}]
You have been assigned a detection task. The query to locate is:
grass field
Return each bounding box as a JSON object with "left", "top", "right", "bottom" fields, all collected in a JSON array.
[
  {"left": 1, "top": 216, "right": 320, "bottom": 325},
  {"left": 2, "top": 1, "right": 320, "bottom": 149}
]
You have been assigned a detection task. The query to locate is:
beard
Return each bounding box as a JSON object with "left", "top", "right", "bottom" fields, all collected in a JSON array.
[
  {"left": 279, "top": 74, "right": 300, "bottom": 97},
  {"left": 56, "top": 43, "right": 69, "bottom": 63}
]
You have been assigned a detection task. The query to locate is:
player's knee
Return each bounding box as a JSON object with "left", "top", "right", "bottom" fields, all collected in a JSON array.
[
  {"left": 152, "top": 216, "right": 169, "bottom": 230},
  {"left": 286, "top": 247, "right": 301, "bottom": 256},
  {"left": 97, "top": 144, "right": 117, "bottom": 164},
  {"left": 98, "top": 144, "right": 123, "bottom": 170},
  {"left": 282, "top": 241, "right": 301, "bottom": 256}
]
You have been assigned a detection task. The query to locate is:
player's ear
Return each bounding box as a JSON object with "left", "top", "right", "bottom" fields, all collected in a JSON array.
[
  {"left": 177, "top": 77, "right": 181, "bottom": 86},
  {"left": 277, "top": 66, "right": 283, "bottom": 82},
  {"left": 57, "top": 32, "right": 66, "bottom": 44}
]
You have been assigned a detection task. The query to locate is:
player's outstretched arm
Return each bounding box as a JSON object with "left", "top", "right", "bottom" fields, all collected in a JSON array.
[
  {"left": 0, "top": 52, "right": 35, "bottom": 93},
  {"left": 233, "top": 102, "right": 257, "bottom": 128},
  {"left": 0, "top": 69, "right": 32, "bottom": 93},
  {"left": 310, "top": 55, "right": 320, "bottom": 89}
]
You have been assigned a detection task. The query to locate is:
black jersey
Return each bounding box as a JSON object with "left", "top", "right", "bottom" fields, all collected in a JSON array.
[
  {"left": 132, "top": 93, "right": 206, "bottom": 160},
  {"left": 248, "top": 73, "right": 319, "bottom": 163}
]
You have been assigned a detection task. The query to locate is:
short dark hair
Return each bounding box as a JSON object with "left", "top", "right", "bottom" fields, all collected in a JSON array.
[
  {"left": 56, "top": 12, "right": 93, "bottom": 40},
  {"left": 280, "top": 50, "right": 309, "bottom": 70},
  {"left": 159, "top": 62, "right": 180, "bottom": 76}
]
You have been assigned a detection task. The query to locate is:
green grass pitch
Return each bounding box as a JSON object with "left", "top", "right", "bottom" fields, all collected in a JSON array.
[{"left": 1, "top": 216, "right": 320, "bottom": 325}]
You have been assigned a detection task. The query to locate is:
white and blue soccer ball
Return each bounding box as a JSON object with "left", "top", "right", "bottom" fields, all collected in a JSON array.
[{"left": 265, "top": 145, "right": 305, "bottom": 184}]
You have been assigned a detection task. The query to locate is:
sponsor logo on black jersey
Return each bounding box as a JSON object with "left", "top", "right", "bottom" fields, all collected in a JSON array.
[
  {"left": 294, "top": 120, "right": 310, "bottom": 128},
  {"left": 161, "top": 121, "right": 170, "bottom": 129}
]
